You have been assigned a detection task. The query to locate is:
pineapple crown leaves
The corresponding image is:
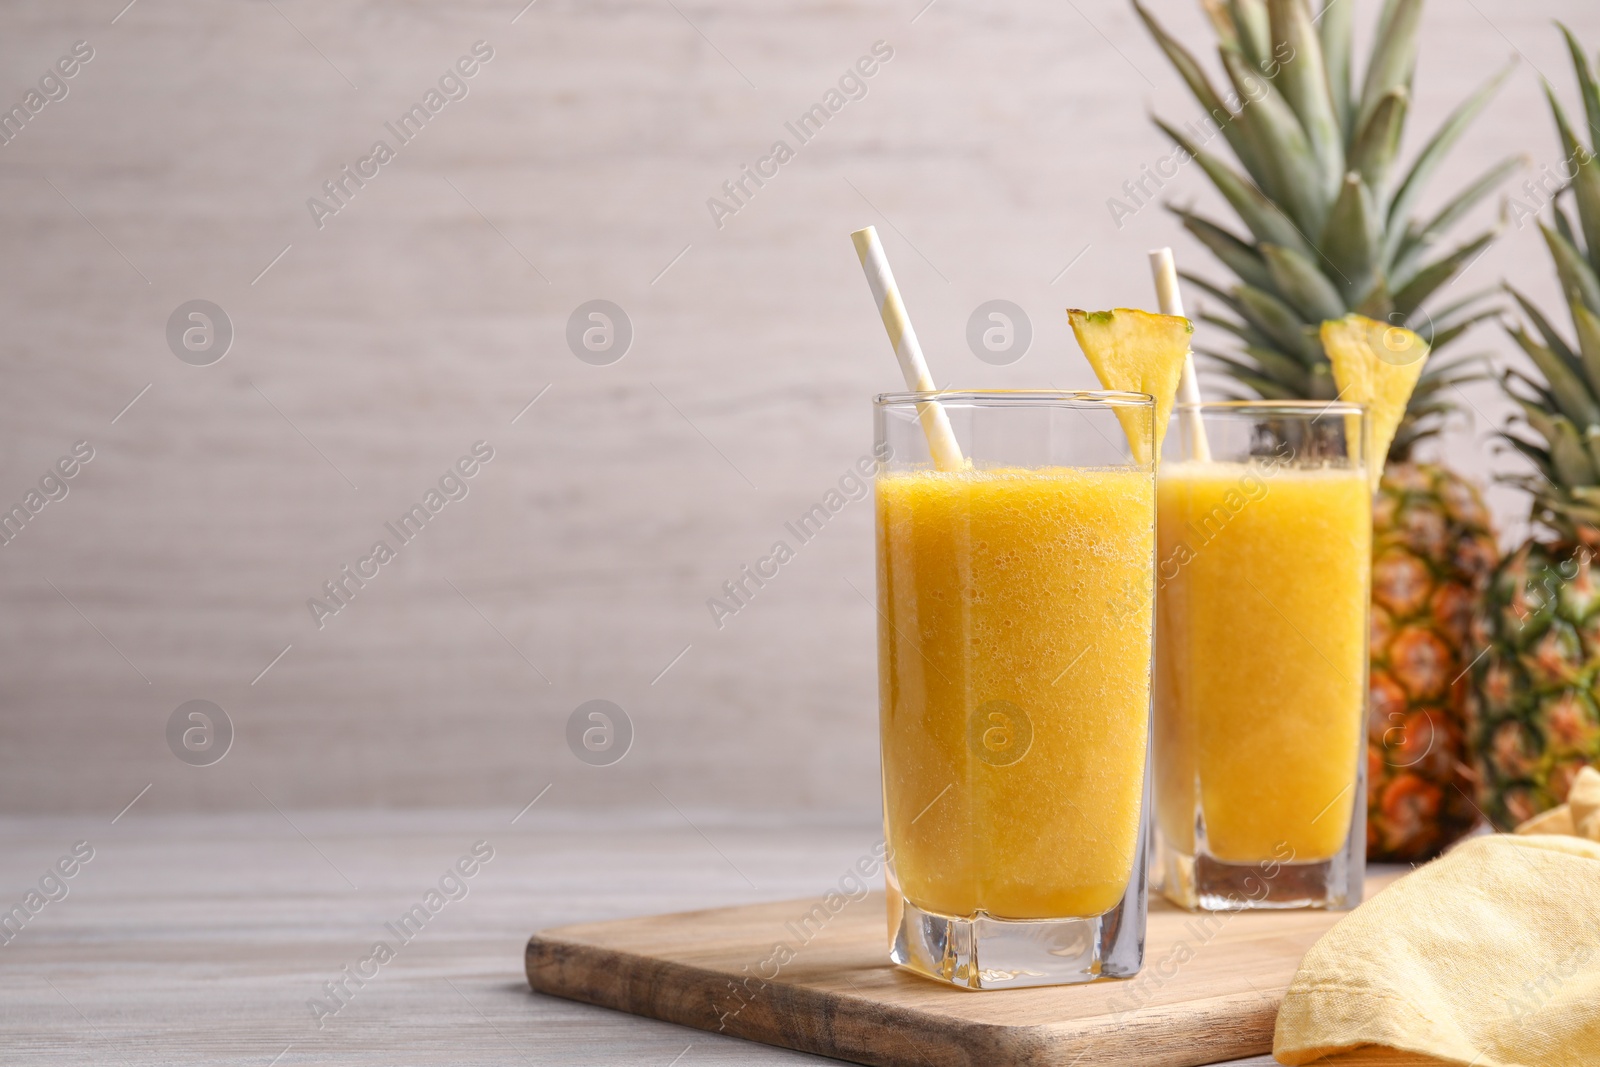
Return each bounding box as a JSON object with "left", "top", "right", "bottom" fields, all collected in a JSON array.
[
  {"left": 1496, "top": 23, "right": 1600, "bottom": 543},
  {"left": 1135, "top": 0, "right": 1519, "bottom": 459}
]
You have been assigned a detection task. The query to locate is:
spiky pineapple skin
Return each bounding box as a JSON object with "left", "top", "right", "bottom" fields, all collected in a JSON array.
[
  {"left": 1368, "top": 462, "right": 1498, "bottom": 859},
  {"left": 1470, "top": 541, "right": 1600, "bottom": 830},
  {"left": 1134, "top": 0, "right": 1512, "bottom": 856}
]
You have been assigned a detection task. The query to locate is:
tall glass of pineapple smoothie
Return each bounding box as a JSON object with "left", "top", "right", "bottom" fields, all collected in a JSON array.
[
  {"left": 875, "top": 390, "right": 1155, "bottom": 989},
  {"left": 1155, "top": 401, "right": 1370, "bottom": 910}
]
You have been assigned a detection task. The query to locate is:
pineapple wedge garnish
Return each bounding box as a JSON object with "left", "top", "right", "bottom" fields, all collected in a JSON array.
[
  {"left": 1321, "top": 314, "right": 1431, "bottom": 491},
  {"left": 1068, "top": 308, "right": 1192, "bottom": 465}
]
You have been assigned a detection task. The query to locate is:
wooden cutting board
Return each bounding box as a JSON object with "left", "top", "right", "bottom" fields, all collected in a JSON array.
[{"left": 526, "top": 876, "right": 1392, "bottom": 1067}]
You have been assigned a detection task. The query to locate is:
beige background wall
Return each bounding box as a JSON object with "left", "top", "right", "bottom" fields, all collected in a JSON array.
[{"left": 0, "top": 0, "right": 1591, "bottom": 816}]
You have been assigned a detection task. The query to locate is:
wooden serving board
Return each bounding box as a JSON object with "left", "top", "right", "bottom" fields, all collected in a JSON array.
[{"left": 526, "top": 877, "right": 1393, "bottom": 1067}]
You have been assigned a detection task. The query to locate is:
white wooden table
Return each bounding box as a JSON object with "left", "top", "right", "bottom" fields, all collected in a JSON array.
[{"left": 0, "top": 809, "right": 1279, "bottom": 1065}]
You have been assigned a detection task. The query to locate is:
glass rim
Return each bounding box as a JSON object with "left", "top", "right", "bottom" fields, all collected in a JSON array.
[
  {"left": 874, "top": 388, "right": 1153, "bottom": 409},
  {"left": 1175, "top": 398, "right": 1366, "bottom": 417}
]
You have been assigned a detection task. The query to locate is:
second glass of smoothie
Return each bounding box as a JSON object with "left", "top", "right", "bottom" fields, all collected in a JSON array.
[{"left": 1155, "top": 400, "right": 1370, "bottom": 910}]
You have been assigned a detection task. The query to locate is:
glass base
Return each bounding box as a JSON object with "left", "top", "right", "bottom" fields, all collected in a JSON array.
[
  {"left": 1156, "top": 838, "right": 1362, "bottom": 911},
  {"left": 887, "top": 861, "right": 1146, "bottom": 989}
]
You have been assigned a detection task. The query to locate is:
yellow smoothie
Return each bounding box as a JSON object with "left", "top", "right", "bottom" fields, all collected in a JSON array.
[
  {"left": 1154, "top": 460, "right": 1370, "bottom": 865},
  {"left": 876, "top": 466, "right": 1154, "bottom": 919}
]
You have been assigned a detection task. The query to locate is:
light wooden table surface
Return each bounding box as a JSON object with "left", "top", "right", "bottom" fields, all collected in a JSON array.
[{"left": 0, "top": 808, "right": 1279, "bottom": 1066}]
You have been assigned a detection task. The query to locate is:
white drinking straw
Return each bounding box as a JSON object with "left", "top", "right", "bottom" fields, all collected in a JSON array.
[
  {"left": 1149, "top": 248, "right": 1212, "bottom": 462},
  {"left": 851, "top": 226, "right": 966, "bottom": 472}
]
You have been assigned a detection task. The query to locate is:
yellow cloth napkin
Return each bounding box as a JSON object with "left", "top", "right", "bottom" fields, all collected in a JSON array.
[
  {"left": 1514, "top": 765, "right": 1600, "bottom": 840},
  {"left": 1272, "top": 829, "right": 1600, "bottom": 1066}
]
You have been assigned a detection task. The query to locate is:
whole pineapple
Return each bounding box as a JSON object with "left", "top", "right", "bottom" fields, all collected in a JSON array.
[
  {"left": 1475, "top": 26, "right": 1600, "bottom": 830},
  {"left": 1369, "top": 465, "right": 1497, "bottom": 857},
  {"left": 1136, "top": 0, "right": 1511, "bottom": 859}
]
